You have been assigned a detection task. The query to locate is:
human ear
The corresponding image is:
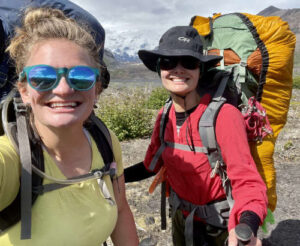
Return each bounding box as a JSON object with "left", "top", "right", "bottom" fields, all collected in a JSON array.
[
  {"left": 17, "top": 82, "right": 30, "bottom": 104},
  {"left": 95, "top": 82, "right": 102, "bottom": 96}
]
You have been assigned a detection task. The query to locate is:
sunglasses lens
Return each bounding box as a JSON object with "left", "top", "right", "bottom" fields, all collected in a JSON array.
[
  {"left": 159, "top": 57, "right": 178, "bottom": 70},
  {"left": 28, "top": 65, "right": 57, "bottom": 91},
  {"left": 180, "top": 57, "right": 200, "bottom": 70},
  {"left": 68, "top": 66, "right": 96, "bottom": 90},
  {"left": 159, "top": 57, "right": 200, "bottom": 70}
]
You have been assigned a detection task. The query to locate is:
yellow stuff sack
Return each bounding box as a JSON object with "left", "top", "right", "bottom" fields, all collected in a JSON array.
[{"left": 190, "top": 13, "right": 296, "bottom": 211}]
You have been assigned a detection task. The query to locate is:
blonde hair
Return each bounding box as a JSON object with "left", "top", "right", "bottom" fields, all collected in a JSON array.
[{"left": 6, "top": 7, "right": 102, "bottom": 74}]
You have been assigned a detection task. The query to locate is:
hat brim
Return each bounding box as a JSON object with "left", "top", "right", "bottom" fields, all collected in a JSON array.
[{"left": 138, "top": 49, "right": 223, "bottom": 72}]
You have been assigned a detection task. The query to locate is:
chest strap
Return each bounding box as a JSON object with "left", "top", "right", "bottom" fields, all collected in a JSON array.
[{"left": 165, "top": 142, "right": 208, "bottom": 153}]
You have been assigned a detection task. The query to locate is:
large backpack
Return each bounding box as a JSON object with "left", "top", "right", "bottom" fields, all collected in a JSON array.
[
  {"left": 0, "top": 90, "right": 115, "bottom": 240},
  {"left": 148, "top": 12, "right": 296, "bottom": 236},
  {"left": 190, "top": 12, "right": 296, "bottom": 212}
]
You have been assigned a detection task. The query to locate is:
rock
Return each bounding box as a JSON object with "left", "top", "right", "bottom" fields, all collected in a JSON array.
[
  {"left": 139, "top": 237, "right": 158, "bottom": 246},
  {"left": 145, "top": 216, "right": 155, "bottom": 225}
]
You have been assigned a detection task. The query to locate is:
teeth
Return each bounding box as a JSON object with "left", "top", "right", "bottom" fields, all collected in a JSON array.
[
  {"left": 173, "top": 79, "right": 186, "bottom": 82},
  {"left": 49, "top": 102, "right": 77, "bottom": 108}
]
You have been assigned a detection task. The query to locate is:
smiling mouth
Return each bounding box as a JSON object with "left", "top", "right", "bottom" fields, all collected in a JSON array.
[
  {"left": 47, "top": 102, "right": 81, "bottom": 109},
  {"left": 171, "top": 78, "right": 188, "bottom": 83}
]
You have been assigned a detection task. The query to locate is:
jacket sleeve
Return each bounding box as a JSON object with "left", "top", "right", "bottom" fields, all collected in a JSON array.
[
  {"left": 143, "top": 108, "right": 164, "bottom": 173},
  {"left": 215, "top": 104, "right": 268, "bottom": 231}
]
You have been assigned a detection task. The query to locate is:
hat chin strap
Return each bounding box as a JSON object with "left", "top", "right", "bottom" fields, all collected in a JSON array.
[{"left": 170, "top": 92, "right": 196, "bottom": 153}]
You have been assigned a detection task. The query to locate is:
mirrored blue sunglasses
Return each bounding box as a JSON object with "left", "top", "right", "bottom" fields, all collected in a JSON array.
[{"left": 19, "top": 64, "right": 100, "bottom": 91}]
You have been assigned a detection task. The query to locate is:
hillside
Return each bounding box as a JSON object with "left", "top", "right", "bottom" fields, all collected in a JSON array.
[
  {"left": 258, "top": 5, "right": 300, "bottom": 34},
  {"left": 258, "top": 6, "right": 300, "bottom": 75}
]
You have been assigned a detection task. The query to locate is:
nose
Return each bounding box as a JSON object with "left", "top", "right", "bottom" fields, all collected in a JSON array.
[
  {"left": 52, "top": 76, "right": 74, "bottom": 95},
  {"left": 172, "top": 62, "right": 185, "bottom": 73}
]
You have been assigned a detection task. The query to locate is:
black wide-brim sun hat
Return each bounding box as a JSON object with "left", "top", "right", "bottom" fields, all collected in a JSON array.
[{"left": 138, "top": 26, "right": 223, "bottom": 72}]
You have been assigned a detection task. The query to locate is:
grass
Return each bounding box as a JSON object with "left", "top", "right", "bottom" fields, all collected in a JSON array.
[{"left": 293, "top": 76, "right": 300, "bottom": 89}]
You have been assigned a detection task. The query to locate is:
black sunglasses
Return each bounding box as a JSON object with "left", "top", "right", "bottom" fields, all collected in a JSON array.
[{"left": 158, "top": 56, "right": 201, "bottom": 70}]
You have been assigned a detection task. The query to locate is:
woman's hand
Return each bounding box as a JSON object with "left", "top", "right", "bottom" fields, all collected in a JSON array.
[{"left": 227, "top": 228, "right": 262, "bottom": 246}]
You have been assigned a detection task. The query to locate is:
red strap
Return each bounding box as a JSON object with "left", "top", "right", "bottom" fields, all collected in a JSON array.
[{"left": 242, "top": 97, "right": 273, "bottom": 142}]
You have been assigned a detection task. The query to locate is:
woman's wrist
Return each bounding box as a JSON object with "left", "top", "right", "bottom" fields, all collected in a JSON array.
[{"left": 239, "top": 210, "right": 261, "bottom": 236}]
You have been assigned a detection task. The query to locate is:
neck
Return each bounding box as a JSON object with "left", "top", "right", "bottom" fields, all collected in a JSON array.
[
  {"left": 34, "top": 121, "right": 88, "bottom": 161},
  {"left": 171, "top": 90, "right": 201, "bottom": 112},
  {"left": 32, "top": 119, "right": 93, "bottom": 178}
]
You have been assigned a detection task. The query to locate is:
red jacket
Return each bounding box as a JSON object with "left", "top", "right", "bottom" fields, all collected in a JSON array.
[{"left": 144, "top": 94, "right": 268, "bottom": 231}]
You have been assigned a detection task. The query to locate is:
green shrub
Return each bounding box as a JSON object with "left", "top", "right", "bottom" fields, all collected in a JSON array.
[
  {"left": 96, "top": 88, "right": 154, "bottom": 141},
  {"left": 283, "top": 140, "right": 293, "bottom": 150},
  {"left": 146, "top": 87, "right": 169, "bottom": 110},
  {"left": 293, "top": 76, "right": 300, "bottom": 89}
]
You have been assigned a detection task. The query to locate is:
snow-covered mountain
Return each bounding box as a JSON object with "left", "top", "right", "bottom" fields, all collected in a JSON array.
[{"left": 104, "top": 28, "right": 160, "bottom": 63}]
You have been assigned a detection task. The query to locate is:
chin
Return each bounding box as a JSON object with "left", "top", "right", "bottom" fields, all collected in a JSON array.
[
  {"left": 42, "top": 115, "right": 86, "bottom": 129},
  {"left": 171, "top": 89, "right": 190, "bottom": 96}
]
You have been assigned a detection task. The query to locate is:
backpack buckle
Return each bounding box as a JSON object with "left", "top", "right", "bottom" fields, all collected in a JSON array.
[
  {"left": 239, "top": 61, "right": 247, "bottom": 67},
  {"left": 109, "top": 162, "right": 117, "bottom": 178},
  {"left": 32, "top": 185, "right": 44, "bottom": 195},
  {"left": 13, "top": 97, "right": 28, "bottom": 113}
]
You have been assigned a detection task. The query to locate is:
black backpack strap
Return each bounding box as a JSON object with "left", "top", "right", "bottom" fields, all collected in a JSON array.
[
  {"left": 148, "top": 97, "right": 172, "bottom": 172},
  {"left": 85, "top": 113, "right": 115, "bottom": 177}
]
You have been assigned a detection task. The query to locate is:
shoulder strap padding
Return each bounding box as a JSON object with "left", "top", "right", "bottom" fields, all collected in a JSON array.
[
  {"left": 0, "top": 94, "right": 44, "bottom": 235},
  {"left": 199, "top": 70, "right": 235, "bottom": 210},
  {"left": 199, "top": 69, "right": 232, "bottom": 169}
]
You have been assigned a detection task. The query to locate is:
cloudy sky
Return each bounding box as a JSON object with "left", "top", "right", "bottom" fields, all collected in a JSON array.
[{"left": 70, "top": 0, "right": 298, "bottom": 53}]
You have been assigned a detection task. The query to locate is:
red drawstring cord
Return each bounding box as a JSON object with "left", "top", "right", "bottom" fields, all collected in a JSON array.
[{"left": 241, "top": 96, "right": 273, "bottom": 142}]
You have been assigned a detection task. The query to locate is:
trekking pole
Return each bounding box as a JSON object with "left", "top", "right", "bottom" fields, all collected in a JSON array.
[
  {"left": 223, "top": 223, "right": 252, "bottom": 246},
  {"left": 235, "top": 223, "right": 252, "bottom": 246}
]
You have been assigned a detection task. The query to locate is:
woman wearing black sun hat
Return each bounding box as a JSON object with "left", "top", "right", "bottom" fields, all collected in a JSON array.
[{"left": 126, "top": 25, "right": 267, "bottom": 246}]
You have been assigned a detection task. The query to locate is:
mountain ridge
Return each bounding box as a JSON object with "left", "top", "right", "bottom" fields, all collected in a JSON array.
[{"left": 105, "top": 6, "right": 300, "bottom": 81}]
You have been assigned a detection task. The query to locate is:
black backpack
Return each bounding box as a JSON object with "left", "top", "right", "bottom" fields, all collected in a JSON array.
[{"left": 0, "top": 90, "right": 115, "bottom": 240}]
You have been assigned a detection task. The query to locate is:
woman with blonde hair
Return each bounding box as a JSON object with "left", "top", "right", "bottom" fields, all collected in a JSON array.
[{"left": 0, "top": 7, "right": 138, "bottom": 246}]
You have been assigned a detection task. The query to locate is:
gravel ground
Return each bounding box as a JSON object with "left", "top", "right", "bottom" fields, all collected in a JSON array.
[{"left": 118, "top": 89, "right": 300, "bottom": 246}]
